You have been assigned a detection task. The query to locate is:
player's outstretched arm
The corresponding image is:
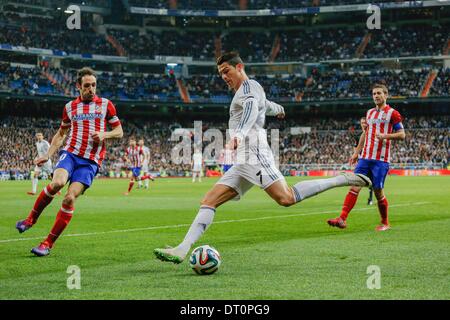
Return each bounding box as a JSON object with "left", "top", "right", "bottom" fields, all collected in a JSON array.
[
  {"left": 265, "top": 99, "right": 285, "bottom": 119},
  {"left": 35, "top": 127, "right": 68, "bottom": 166}
]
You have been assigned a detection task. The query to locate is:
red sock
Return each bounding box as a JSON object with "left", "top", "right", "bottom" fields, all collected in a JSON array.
[
  {"left": 377, "top": 197, "right": 389, "bottom": 225},
  {"left": 128, "top": 181, "right": 135, "bottom": 192},
  {"left": 340, "top": 190, "right": 359, "bottom": 220},
  {"left": 43, "top": 204, "right": 73, "bottom": 248},
  {"left": 26, "top": 185, "right": 58, "bottom": 225}
]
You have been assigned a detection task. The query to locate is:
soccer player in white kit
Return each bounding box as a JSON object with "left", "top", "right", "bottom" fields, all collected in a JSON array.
[
  {"left": 27, "top": 133, "right": 53, "bottom": 195},
  {"left": 138, "top": 138, "right": 153, "bottom": 189},
  {"left": 192, "top": 148, "right": 203, "bottom": 183},
  {"left": 154, "top": 52, "right": 371, "bottom": 264}
]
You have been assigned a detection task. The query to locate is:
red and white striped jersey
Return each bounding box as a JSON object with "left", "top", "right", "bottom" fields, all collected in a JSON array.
[
  {"left": 125, "top": 146, "right": 143, "bottom": 168},
  {"left": 60, "top": 95, "right": 121, "bottom": 166},
  {"left": 361, "top": 105, "right": 402, "bottom": 163}
]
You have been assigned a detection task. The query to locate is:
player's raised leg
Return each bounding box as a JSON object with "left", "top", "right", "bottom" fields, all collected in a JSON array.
[
  {"left": 264, "top": 171, "right": 371, "bottom": 208},
  {"left": 154, "top": 184, "right": 238, "bottom": 263},
  {"left": 31, "top": 182, "right": 84, "bottom": 256},
  {"left": 16, "top": 168, "right": 69, "bottom": 233}
]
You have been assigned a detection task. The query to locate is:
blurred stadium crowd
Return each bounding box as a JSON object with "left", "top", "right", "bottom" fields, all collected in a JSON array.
[{"left": 1, "top": 116, "right": 448, "bottom": 180}]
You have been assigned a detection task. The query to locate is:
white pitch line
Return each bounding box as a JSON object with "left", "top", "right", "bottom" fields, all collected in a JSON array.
[{"left": 0, "top": 201, "right": 431, "bottom": 244}]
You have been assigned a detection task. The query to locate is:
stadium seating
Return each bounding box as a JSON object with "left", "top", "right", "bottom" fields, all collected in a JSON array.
[
  {"left": 1, "top": 63, "right": 447, "bottom": 103},
  {"left": 128, "top": 0, "right": 397, "bottom": 10},
  {"left": 1, "top": 12, "right": 448, "bottom": 62}
]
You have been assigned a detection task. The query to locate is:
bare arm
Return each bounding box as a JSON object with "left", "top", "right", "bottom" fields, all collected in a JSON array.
[
  {"left": 92, "top": 124, "right": 124, "bottom": 142},
  {"left": 376, "top": 129, "right": 406, "bottom": 141},
  {"left": 355, "top": 132, "right": 366, "bottom": 154},
  {"left": 35, "top": 127, "right": 69, "bottom": 165},
  {"left": 349, "top": 132, "right": 365, "bottom": 166}
]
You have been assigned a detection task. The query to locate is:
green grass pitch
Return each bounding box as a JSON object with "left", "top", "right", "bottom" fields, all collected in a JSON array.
[{"left": 0, "top": 176, "right": 449, "bottom": 300}]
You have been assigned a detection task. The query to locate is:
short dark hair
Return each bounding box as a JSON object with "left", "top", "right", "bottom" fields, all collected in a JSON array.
[
  {"left": 216, "top": 51, "right": 243, "bottom": 67},
  {"left": 372, "top": 83, "right": 388, "bottom": 94},
  {"left": 77, "top": 67, "right": 96, "bottom": 85}
]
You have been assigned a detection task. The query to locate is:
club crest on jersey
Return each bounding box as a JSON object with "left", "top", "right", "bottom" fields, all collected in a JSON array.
[
  {"left": 381, "top": 113, "right": 387, "bottom": 120},
  {"left": 95, "top": 104, "right": 102, "bottom": 113}
]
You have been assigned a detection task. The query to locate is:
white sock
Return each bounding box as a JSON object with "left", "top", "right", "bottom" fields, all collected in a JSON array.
[
  {"left": 174, "top": 206, "right": 215, "bottom": 257},
  {"left": 192, "top": 172, "right": 196, "bottom": 182},
  {"left": 32, "top": 177, "right": 38, "bottom": 193},
  {"left": 138, "top": 180, "right": 142, "bottom": 188},
  {"left": 145, "top": 180, "right": 149, "bottom": 188},
  {"left": 292, "top": 175, "right": 349, "bottom": 203}
]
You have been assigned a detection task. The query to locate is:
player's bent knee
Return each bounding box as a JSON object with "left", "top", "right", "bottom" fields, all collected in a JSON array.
[
  {"left": 374, "top": 189, "right": 384, "bottom": 199},
  {"left": 63, "top": 193, "right": 76, "bottom": 206},
  {"left": 200, "top": 197, "right": 217, "bottom": 208},
  {"left": 350, "top": 186, "right": 362, "bottom": 193},
  {"left": 51, "top": 180, "right": 66, "bottom": 190},
  {"left": 276, "top": 195, "right": 295, "bottom": 207}
]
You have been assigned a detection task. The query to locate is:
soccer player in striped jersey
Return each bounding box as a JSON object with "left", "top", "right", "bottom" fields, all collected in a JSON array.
[
  {"left": 27, "top": 133, "right": 53, "bottom": 195},
  {"left": 124, "top": 138, "right": 153, "bottom": 195},
  {"left": 327, "top": 83, "right": 405, "bottom": 231},
  {"left": 154, "top": 52, "right": 372, "bottom": 264},
  {"left": 353, "top": 117, "right": 373, "bottom": 205},
  {"left": 137, "top": 138, "right": 154, "bottom": 189},
  {"left": 15, "top": 67, "right": 124, "bottom": 256}
]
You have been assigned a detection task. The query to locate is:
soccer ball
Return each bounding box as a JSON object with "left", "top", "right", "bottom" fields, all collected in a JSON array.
[{"left": 189, "top": 245, "right": 222, "bottom": 275}]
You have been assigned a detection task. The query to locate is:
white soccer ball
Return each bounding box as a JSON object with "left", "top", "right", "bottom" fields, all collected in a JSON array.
[{"left": 189, "top": 245, "right": 222, "bottom": 275}]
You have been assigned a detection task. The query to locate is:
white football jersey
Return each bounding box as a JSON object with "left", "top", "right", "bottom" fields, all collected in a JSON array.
[
  {"left": 228, "top": 79, "right": 284, "bottom": 158},
  {"left": 36, "top": 140, "right": 50, "bottom": 158},
  {"left": 142, "top": 146, "right": 150, "bottom": 159}
]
